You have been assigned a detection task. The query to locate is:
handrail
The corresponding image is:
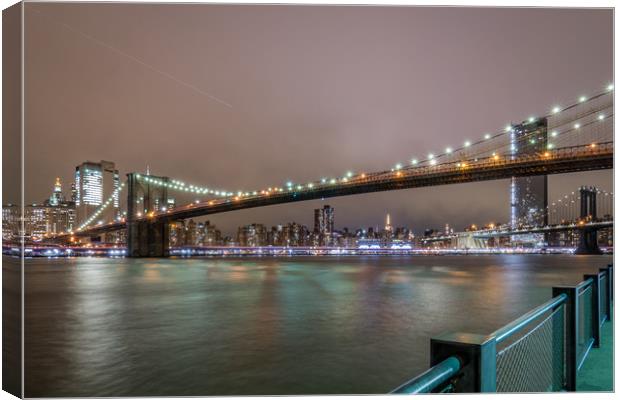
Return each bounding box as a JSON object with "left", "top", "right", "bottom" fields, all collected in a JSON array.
[
  {"left": 576, "top": 277, "right": 594, "bottom": 291},
  {"left": 390, "top": 356, "right": 461, "bottom": 394},
  {"left": 492, "top": 294, "right": 568, "bottom": 344}
]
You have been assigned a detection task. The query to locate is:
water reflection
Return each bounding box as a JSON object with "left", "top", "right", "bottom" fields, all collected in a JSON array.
[{"left": 21, "top": 254, "right": 611, "bottom": 396}]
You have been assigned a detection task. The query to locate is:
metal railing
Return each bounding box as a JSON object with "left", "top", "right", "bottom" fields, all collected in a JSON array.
[{"left": 391, "top": 263, "right": 613, "bottom": 394}]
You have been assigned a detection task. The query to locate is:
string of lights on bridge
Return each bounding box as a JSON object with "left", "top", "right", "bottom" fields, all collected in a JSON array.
[
  {"left": 75, "top": 182, "right": 126, "bottom": 232},
  {"left": 514, "top": 187, "right": 614, "bottom": 228},
  {"left": 72, "top": 83, "right": 613, "bottom": 233},
  {"left": 164, "top": 83, "right": 613, "bottom": 202}
]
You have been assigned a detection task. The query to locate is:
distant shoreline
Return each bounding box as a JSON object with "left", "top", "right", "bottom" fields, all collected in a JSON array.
[{"left": 3, "top": 245, "right": 613, "bottom": 258}]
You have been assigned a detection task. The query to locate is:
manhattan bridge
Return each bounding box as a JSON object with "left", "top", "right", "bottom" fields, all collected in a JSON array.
[{"left": 47, "top": 85, "right": 614, "bottom": 256}]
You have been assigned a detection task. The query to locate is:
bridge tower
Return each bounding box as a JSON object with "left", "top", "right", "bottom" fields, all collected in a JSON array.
[
  {"left": 575, "top": 186, "right": 602, "bottom": 255},
  {"left": 126, "top": 172, "right": 171, "bottom": 257}
]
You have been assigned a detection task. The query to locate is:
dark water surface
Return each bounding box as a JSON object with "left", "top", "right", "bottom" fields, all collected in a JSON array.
[{"left": 13, "top": 255, "right": 611, "bottom": 396}]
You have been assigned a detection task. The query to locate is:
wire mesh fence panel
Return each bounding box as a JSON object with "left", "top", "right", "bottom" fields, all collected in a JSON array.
[
  {"left": 496, "top": 305, "right": 566, "bottom": 392},
  {"left": 600, "top": 275, "right": 609, "bottom": 324},
  {"left": 577, "top": 285, "right": 593, "bottom": 367}
]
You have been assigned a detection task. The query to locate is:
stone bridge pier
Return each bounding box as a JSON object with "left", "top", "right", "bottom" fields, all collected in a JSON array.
[
  {"left": 575, "top": 186, "right": 602, "bottom": 255},
  {"left": 126, "top": 172, "right": 171, "bottom": 257}
]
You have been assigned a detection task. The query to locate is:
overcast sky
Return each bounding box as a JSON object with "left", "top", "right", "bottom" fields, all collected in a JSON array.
[{"left": 19, "top": 4, "right": 613, "bottom": 235}]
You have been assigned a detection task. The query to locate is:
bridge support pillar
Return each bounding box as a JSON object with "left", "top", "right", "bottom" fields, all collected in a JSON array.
[
  {"left": 575, "top": 228, "right": 601, "bottom": 255},
  {"left": 575, "top": 186, "right": 601, "bottom": 255},
  {"left": 127, "top": 220, "right": 170, "bottom": 257},
  {"left": 126, "top": 172, "right": 170, "bottom": 257}
]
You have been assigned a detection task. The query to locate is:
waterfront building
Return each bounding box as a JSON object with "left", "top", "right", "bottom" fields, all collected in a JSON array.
[
  {"left": 2, "top": 204, "right": 19, "bottom": 240},
  {"left": 237, "top": 223, "right": 268, "bottom": 247},
  {"left": 186, "top": 219, "right": 197, "bottom": 245},
  {"left": 74, "top": 160, "right": 120, "bottom": 226},
  {"left": 169, "top": 221, "right": 186, "bottom": 246},
  {"left": 283, "top": 222, "right": 310, "bottom": 246},
  {"left": 22, "top": 203, "right": 75, "bottom": 240},
  {"left": 203, "top": 221, "right": 222, "bottom": 246},
  {"left": 3, "top": 178, "right": 76, "bottom": 241},
  {"left": 598, "top": 226, "right": 613, "bottom": 247},
  {"left": 313, "top": 205, "right": 334, "bottom": 246}
]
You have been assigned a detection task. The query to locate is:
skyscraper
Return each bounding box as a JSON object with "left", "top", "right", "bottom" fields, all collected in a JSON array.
[
  {"left": 314, "top": 205, "right": 334, "bottom": 245},
  {"left": 509, "top": 119, "right": 548, "bottom": 229},
  {"left": 74, "top": 160, "right": 120, "bottom": 226},
  {"left": 509, "top": 119, "right": 548, "bottom": 247},
  {"left": 385, "top": 213, "right": 393, "bottom": 233},
  {"left": 48, "top": 177, "right": 65, "bottom": 206}
]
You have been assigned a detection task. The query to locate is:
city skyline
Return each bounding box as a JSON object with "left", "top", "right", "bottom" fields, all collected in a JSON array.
[{"left": 9, "top": 4, "right": 613, "bottom": 236}]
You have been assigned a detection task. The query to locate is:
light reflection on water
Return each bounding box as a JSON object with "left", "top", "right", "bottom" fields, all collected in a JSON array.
[{"left": 17, "top": 254, "right": 610, "bottom": 396}]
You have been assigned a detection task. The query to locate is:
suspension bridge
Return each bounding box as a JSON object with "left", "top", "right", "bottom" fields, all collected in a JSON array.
[
  {"left": 47, "top": 85, "right": 614, "bottom": 256},
  {"left": 421, "top": 186, "right": 614, "bottom": 254}
]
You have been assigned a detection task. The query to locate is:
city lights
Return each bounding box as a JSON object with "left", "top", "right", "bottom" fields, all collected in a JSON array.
[{"left": 64, "top": 84, "right": 612, "bottom": 235}]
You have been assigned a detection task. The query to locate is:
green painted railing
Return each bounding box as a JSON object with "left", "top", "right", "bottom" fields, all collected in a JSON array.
[{"left": 391, "top": 263, "right": 613, "bottom": 394}]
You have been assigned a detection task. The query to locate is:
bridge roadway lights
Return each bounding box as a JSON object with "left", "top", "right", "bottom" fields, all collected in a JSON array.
[{"left": 127, "top": 220, "right": 170, "bottom": 258}]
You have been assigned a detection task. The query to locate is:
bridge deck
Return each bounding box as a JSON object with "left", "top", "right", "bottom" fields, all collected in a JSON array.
[{"left": 577, "top": 309, "right": 614, "bottom": 391}]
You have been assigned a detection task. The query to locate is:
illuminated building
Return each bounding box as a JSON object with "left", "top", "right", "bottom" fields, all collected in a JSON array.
[
  {"left": 48, "top": 177, "right": 65, "bottom": 206},
  {"left": 283, "top": 222, "right": 310, "bottom": 246},
  {"left": 237, "top": 223, "right": 267, "bottom": 247},
  {"left": 74, "top": 160, "right": 120, "bottom": 225},
  {"left": 510, "top": 119, "right": 548, "bottom": 228},
  {"left": 3, "top": 178, "right": 76, "bottom": 241},
  {"left": 313, "top": 205, "right": 334, "bottom": 246},
  {"left": 385, "top": 213, "right": 393, "bottom": 233},
  {"left": 2, "top": 204, "right": 19, "bottom": 240},
  {"left": 509, "top": 119, "right": 548, "bottom": 245}
]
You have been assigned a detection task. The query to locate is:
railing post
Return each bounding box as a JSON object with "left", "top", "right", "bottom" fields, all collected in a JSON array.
[
  {"left": 599, "top": 267, "right": 612, "bottom": 322},
  {"left": 584, "top": 273, "right": 601, "bottom": 348},
  {"left": 551, "top": 296, "right": 567, "bottom": 391},
  {"left": 430, "top": 332, "right": 496, "bottom": 392},
  {"left": 552, "top": 286, "right": 578, "bottom": 391},
  {"left": 608, "top": 264, "right": 614, "bottom": 301}
]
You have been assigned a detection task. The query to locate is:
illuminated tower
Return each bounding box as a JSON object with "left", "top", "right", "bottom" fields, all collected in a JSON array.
[
  {"left": 74, "top": 160, "right": 120, "bottom": 226},
  {"left": 48, "top": 177, "right": 65, "bottom": 206},
  {"left": 385, "top": 213, "right": 393, "bottom": 233},
  {"left": 509, "top": 119, "right": 548, "bottom": 244}
]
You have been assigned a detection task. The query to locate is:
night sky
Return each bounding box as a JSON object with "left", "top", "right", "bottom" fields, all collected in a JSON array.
[{"left": 20, "top": 4, "right": 613, "bottom": 235}]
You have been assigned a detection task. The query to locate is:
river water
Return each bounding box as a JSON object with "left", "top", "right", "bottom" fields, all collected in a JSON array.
[{"left": 6, "top": 254, "right": 612, "bottom": 396}]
